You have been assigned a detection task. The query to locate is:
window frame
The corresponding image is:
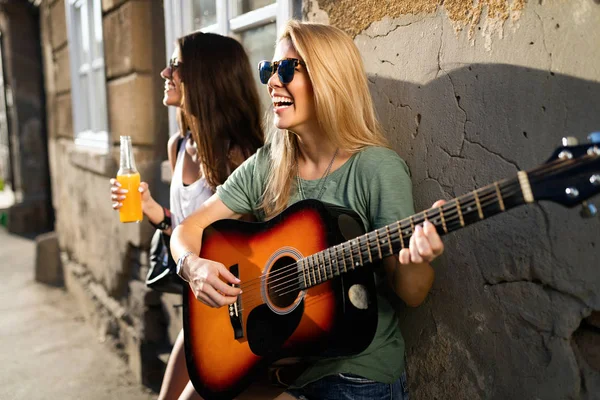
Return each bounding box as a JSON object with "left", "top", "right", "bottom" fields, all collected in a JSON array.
[
  {"left": 65, "top": 0, "right": 109, "bottom": 152},
  {"left": 163, "top": 0, "right": 297, "bottom": 136}
]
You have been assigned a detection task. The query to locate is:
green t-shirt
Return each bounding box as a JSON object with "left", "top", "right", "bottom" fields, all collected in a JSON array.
[{"left": 216, "top": 144, "right": 415, "bottom": 387}]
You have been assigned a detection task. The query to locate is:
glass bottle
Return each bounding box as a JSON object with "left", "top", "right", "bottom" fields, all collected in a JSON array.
[{"left": 116, "top": 136, "right": 143, "bottom": 223}]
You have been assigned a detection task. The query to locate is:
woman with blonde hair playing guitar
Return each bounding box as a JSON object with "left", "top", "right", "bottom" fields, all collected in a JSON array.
[{"left": 171, "top": 20, "right": 444, "bottom": 400}]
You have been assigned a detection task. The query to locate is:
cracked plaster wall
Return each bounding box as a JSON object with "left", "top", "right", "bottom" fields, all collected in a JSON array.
[{"left": 306, "top": 0, "right": 600, "bottom": 398}]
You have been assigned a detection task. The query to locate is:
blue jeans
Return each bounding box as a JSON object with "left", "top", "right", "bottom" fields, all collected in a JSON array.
[{"left": 285, "top": 371, "right": 409, "bottom": 400}]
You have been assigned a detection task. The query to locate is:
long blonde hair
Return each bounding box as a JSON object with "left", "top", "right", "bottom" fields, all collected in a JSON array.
[{"left": 260, "top": 21, "right": 389, "bottom": 218}]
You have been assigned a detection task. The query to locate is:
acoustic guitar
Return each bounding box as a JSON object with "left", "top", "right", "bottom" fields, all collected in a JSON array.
[{"left": 183, "top": 136, "right": 600, "bottom": 400}]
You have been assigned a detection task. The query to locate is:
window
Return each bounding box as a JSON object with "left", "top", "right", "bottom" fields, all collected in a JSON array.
[
  {"left": 163, "top": 0, "right": 298, "bottom": 135},
  {"left": 65, "top": 0, "right": 109, "bottom": 151}
]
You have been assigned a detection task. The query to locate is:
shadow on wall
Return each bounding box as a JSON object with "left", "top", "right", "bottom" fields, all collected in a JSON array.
[{"left": 370, "top": 64, "right": 600, "bottom": 399}]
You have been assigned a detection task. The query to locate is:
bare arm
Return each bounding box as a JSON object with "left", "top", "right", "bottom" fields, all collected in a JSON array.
[
  {"left": 384, "top": 257, "right": 435, "bottom": 307},
  {"left": 170, "top": 194, "right": 245, "bottom": 307},
  {"left": 384, "top": 200, "right": 445, "bottom": 307}
]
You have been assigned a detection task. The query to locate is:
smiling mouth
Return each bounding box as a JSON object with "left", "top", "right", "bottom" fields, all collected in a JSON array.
[{"left": 272, "top": 96, "right": 294, "bottom": 108}]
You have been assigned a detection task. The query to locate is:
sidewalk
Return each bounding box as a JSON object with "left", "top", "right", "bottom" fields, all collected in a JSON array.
[{"left": 0, "top": 227, "right": 155, "bottom": 400}]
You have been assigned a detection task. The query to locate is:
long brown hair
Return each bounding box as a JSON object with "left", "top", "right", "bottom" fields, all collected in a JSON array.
[
  {"left": 177, "top": 32, "right": 264, "bottom": 189},
  {"left": 260, "top": 21, "right": 389, "bottom": 217}
]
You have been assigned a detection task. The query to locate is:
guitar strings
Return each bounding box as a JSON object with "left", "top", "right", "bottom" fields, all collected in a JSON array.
[
  {"left": 233, "top": 156, "right": 585, "bottom": 308},
  {"left": 237, "top": 155, "right": 576, "bottom": 304},
  {"left": 243, "top": 153, "right": 582, "bottom": 291},
  {"left": 238, "top": 183, "right": 519, "bottom": 308},
  {"left": 240, "top": 157, "right": 589, "bottom": 308}
]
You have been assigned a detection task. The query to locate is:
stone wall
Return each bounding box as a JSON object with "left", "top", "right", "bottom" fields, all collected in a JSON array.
[
  {"left": 40, "top": 0, "right": 169, "bottom": 388},
  {"left": 306, "top": 0, "right": 600, "bottom": 398}
]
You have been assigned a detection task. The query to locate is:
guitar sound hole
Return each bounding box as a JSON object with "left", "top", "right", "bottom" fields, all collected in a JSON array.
[{"left": 266, "top": 256, "right": 300, "bottom": 309}]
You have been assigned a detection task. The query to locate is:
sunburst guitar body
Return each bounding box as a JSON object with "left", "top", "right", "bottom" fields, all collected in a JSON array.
[{"left": 183, "top": 201, "right": 378, "bottom": 400}]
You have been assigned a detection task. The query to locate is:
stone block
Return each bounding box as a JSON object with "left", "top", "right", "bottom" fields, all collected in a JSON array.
[
  {"left": 54, "top": 45, "right": 71, "bottom": 93},
  {"left": 102, "top": 0, "right": 128, "bottom": 13},
  {"left": 7, "top": 200, "right": 52, "bottom": 234},
  {"left": 103, "top": 1, "right": 153, "bottom": 78},
  {"left": 55, "top": 92, "right": 73, "bottom": 138},
  {"left": 40, "top": 0, "right": 56, "bottom": 96},
  {"left": 35, "top": 231, "right": 64, "bottom": 286},
  {"left": 107, "top": 73, "right": 156, "bottom": 145},
  {"left": 45, "top": 95, "right": 57, "bottom": 139},
  {"left": 50, "top": 0, "right": 67, "bottom": 50}
]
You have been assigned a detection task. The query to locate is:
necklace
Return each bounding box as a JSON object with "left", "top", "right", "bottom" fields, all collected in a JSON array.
[{"left": 296, "top": 148, "right": 339, "bottom": 201}]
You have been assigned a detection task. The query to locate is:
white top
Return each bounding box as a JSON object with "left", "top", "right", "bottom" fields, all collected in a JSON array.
[{"left": 169, "top": 134, "right": 213, "bottom": 227}]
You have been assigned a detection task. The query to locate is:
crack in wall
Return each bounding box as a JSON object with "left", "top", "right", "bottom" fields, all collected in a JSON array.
[
  {"left": 439, "top": 144, "right": 467, "bottom": 160},
  {"left": 535, "top": 203, "right": 557, "bottom": 259},
  {"left": 439, "top": 62, "right": 469, "bottom": 157},
  {"left": 378, "top": 58, "right": 396, "bottom": 67},
  {"left": 533, "top": 9, "right": 553, "bottom": 71},
  {"left": 362, "top": 18, "right": 430, "bottom": 39},
  {"left": 436, "top": 15, "right": 444, "bottom": 78},
  {"left": 464, "top": 137, "right": 520, "bottom": 170},
  {"left": 485, "top": 279, "right": 590, "bottom": 311}
]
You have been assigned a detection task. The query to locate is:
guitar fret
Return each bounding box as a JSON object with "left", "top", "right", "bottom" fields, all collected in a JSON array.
[
  {"left": 319, "top": 252, "right": 326, "bottom": 282},
  {"left": 397, "top": 221, "right": 405, "bottom": 249},
  {"left": 299, "top": 259, "right": 306, "bottom": 288},
  {"left": 455, "top": 198, "right": 465, "bottom": 227},
  {"left": 349, "top": 241, "right": 355, "bottom": 269},
  {"left": 357, "top": 239, "right": 363, "bottom": 266},
  {"left": 385, "top": 225, "right": 393, "bottom": 254},
  {"left": 494, "top": 182, "right": 506, "bottom": 211},
  {"left": 304, "top": 258, "right": 311, "bottom": 287},
  {"left": 474, "top": 191, "right": 484, "bottom": 219},
  {"left": 365, "top": 235, "right": 373, "bottom": 264},
  {"left": 310, "top": 255, "right": 317, "bottom": 285},
  {"left": 409, "top": 215, "right": 415, "bottom": 232},
  {"left": 326, "top": 249, "right": 333, "bottom": 279},
  {"left": 375, "top": 230, "right": 382, "bottom": 259},
  {"left": 341, "top": 243, "right": 348, "bottom": 273},
  {"left": 439, "top": 207, "right": 448, "bottom": 233},
  {"left": 330, "top": 249, "right": 335, "bottom": 277}
]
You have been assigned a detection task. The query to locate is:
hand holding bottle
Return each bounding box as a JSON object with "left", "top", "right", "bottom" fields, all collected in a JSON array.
[
  {"left": 115, "top": 136, "right": 143, "bottom": 223},
  {"left": 110, "top": 180, "right": 152, "bottom": 211}
]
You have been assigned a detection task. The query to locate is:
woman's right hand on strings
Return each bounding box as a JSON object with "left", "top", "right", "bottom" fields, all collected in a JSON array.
[
  {"left": 182, "top": 254, "right": 242, "bottom": 307},
  {"left": 109, "top": 179, "right": 152, "bottom": 211}
]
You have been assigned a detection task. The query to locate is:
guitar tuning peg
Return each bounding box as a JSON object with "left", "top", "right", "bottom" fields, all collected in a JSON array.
[
  {"left": 587, "top": 132, "right": 600, "bottom": 144},
  {"left": 580, "top": 201, "right": 598, "bottom": 218},
  {"left": 562, "top": 136, "right": 579, "bottom": 146}
]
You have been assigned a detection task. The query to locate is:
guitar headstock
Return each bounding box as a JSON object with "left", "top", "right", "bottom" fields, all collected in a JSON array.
[{"left": 529, "top": 133, "right": 600, "bottom": 216}]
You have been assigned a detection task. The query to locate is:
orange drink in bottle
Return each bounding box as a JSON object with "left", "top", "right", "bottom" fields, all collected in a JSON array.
[
  {"left": 117, "top": 171, "right": 143, "bottom": 223},
  {"left": 117, "top": 136, "right": 143, "bottom": 223}
]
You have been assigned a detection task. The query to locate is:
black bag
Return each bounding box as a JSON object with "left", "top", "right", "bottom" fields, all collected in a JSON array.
[{"left": 146, "top": 229, "right": 183, "bottom": 294}]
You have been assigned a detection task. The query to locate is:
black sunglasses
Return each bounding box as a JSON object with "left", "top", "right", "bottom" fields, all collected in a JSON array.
[
  {"left": 258, "top": 58, "right": 306, "bottom": 85},
  {"left": 169, "top": 57, "right": 182, "bottom": 74}
]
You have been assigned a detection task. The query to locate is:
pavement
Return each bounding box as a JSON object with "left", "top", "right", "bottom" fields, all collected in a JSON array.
[{"left": 0, "top": 227, "right": 155, "bottom": 400}]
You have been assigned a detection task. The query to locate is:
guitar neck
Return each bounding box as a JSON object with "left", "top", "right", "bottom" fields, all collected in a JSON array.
[{"left": 299, "top": 172, "right": 534, "bottom": 289}]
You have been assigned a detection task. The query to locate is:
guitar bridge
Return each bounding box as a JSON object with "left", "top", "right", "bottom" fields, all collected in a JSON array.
[{"left": 228, "top": 264, "right": 244, "bottom": 339}]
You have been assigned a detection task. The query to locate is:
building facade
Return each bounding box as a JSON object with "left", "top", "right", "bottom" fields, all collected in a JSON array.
[
  {"left": 0, "top": 0, "right": 52, "bottom": 234},
  {"left": 39, "top": 0, "right": 600, "bottom": 397}
]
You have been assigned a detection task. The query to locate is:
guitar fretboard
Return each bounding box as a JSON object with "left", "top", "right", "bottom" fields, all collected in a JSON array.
[{"left": 297, "top": 174, "right": 531, "bottom": 289}]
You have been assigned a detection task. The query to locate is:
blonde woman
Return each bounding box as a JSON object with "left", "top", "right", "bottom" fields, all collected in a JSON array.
[{"left": 171, "top": 21, "right": 444, "bottom": 399}]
